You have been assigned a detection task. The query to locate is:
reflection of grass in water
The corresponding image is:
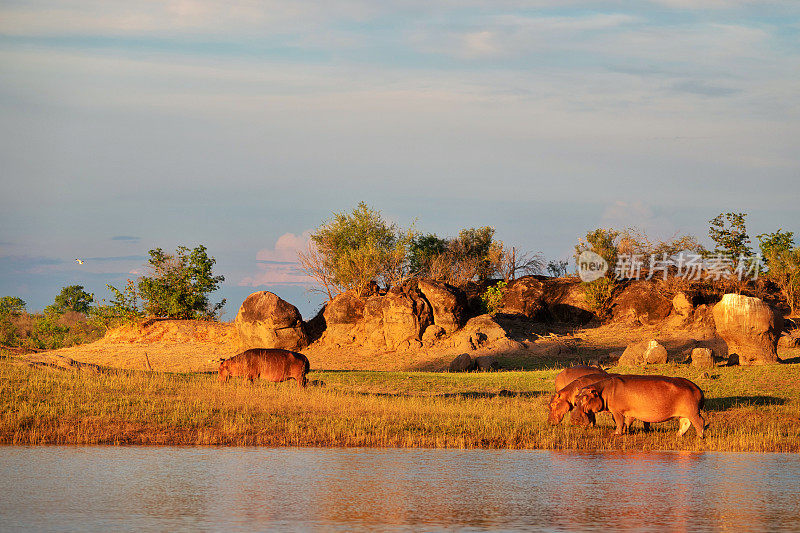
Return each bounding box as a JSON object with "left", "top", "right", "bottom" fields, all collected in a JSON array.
[{"left": 1, "top": 361, "right": 799, "bottom": 451}]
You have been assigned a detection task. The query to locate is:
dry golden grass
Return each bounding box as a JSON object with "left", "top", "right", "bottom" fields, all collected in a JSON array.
[{"left": 2, "top": 360, "right": 798, "bottom": 451}]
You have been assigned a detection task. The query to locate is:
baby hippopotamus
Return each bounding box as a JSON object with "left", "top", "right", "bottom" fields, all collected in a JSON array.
[{"left": 218, "top": 348, "right": 310, "bottom": 388}]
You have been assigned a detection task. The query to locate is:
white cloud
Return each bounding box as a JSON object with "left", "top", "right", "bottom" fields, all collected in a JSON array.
[{"left": 240, "top": 231, "right": 314, "bottom": 286}]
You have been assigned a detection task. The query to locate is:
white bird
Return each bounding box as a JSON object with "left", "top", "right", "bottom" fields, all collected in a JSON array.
[{"left": 75, "top": 259, "right": 84, "bottom": 264}]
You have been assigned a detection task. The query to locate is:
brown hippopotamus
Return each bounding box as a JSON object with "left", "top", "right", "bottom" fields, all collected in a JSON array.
[
  {"left": 573, "top": 375, "right": 706, "bottom": 437},
  {"left": 554, "top": 365, "right": 608, "bottom": 391},
  {"left": 547, "top": 372, "right": 613, "bottom": 425},
  {"left": 218, "top": 348, "right": 310, "bottom": 388}
]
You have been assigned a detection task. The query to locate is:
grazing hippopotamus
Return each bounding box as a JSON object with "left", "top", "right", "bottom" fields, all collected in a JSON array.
[
  {"left": 547, "top": 373, "right": 613, "bottom": 425},
  {"left": 554, "top": 365, "right": 608, "bottom": 391},
  {"left": 573, "top": 375, "right": 706, "bottom": 437},
  {"left": 218, "top": 348, "right": 310, "bottom": 388}
]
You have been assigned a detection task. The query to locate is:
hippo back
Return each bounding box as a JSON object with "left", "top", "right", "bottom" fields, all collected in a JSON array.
[{"left": 554, "top": 365, "right": 608, "bottom": 391}]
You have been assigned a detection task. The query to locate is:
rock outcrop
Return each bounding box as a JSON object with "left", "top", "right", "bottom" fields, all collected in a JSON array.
[
  {"left": 690, "top": 347, "right": 715, "bottom": 368},
  {"left": 501, "top": 276, "right": 595, "bottom": 323},
  {"left": 611, "top": 281, "right": 673, "bottom": 325},
  {"left": 417, "top": 280, "right": 467, "bottom": 334},
  {"left": 322, "top": 291, "right": 365, "bottom": 346},
  {"left": 712, "top": 294, "right": 782, "bottom": 365},
  {"left": 235, "top": 291, "right": 308, "bottom": 351}
]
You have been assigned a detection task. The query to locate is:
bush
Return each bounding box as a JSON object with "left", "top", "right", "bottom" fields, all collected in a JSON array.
[
  {"left": 480, "top": 281, "right": 507, "bottom": 315},
  {"left": 582, "top": 277, "right": 617, "bottom": 316},
  {"left": 575, "top": 228, "right": 620, "bottom": 275}
]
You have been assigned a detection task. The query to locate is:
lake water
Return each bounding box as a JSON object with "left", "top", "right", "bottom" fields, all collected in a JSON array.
[{"left": 1, "top": 447, "right": 798, "bottom": 532}]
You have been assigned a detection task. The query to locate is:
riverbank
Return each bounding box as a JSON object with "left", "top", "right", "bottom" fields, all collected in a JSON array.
[{"left": 2, "top": 361, "right": 798, "bottom": 451}]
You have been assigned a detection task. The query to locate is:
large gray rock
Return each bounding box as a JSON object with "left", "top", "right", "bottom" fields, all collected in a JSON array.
[
  {"left": 712, "top": 294, "right": 782, "bottom": 365},
  {"left": 235, "top": 291, "right": 307, "bottom": 351}
]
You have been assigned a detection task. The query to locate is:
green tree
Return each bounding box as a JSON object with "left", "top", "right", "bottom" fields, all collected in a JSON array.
[
  {"left": 304, "top": 202, "right": 409, "bottom": 296},
  {"left": 757, "top": 229, "right": 794, "bottom": 268},
  {"left": 0, "top": 296, "right": 26, "bottom": 317},
  {"left": 709, "top": 212, "right": 752, "bottom": 257},
  {"left": 408, "top": 233, "right": 449, "bottom": 277},
  {"left": 575, "top": 228, "right": 620, "bottom": 275},
  {"left": 48, "top": 285, "right": 94, "bottom": 314},
  {"left": 136, "top": 245, "right": 226, "bottom": 319}
]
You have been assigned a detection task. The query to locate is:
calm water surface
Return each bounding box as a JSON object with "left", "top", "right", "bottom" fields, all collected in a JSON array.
[{"left": 1, "top": 447, "right": 798, "bottom": 532}]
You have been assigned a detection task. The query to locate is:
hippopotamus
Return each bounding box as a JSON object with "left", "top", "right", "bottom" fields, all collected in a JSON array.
[
  {"left": 554, "top": 365, "right": 608, "bottom": 391},
  {"left": 218, "top": 348, "right": 310, "bottom": 388},
  {"left": 573, "top": 375, "right": 706, "bottom": 437},
  {"left": 547, "top": 372, "right": 613, "bottom": 425}
]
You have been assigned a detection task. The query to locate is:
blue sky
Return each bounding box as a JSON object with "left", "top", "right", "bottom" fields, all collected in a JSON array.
[{"left": 1, "top": 1, "right": 798, "bottom": 318}]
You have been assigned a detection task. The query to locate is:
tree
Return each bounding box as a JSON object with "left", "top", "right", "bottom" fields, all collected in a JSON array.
[
  {"left": 575, "top": 228, "right": 620, "bottom": 276},
  {"left": 48, "top": 285, "right": 94, "bottom": 314},
  {"left": 136, "top": 245, "right": 226, "bottom": 319},
  {"left": 757, "top": 230, "right": 799, "bottom": 315},
  {"left": 757, "top": 229, "right": 794, "bottom": 268},
  {"left": 305, "top": 202, "right": 409, "bottom": 297},
  {"left": 709, "top": 212, "right": 752, "bottom": 257},
  {"left": 0, "top": 296, "right": 26, "bottom": 317}
]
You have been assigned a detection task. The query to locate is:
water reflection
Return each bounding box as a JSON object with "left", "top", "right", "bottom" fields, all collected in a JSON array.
[{"left": 1, "top": 447, "right": 798, "bottom": 532}]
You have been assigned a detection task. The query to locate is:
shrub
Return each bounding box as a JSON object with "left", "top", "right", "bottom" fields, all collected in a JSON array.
[
  {"left": 582, "top": 277, "right": 616, "bottom": 316},
  {"left": 480, "top": 281, "right": 508, "bottom": 315}
]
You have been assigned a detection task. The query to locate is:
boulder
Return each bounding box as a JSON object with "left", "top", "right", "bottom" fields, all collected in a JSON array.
[
  {"left": 672, "top": 292, "right": 694, "bottom": 317},
  {"left": 618, "top": 339, "right": 668, "bottom": 365},
  {"left": 712, "top": 294, "right": 782, "bottom": 365},
  {"left": 611, "top": 281, "right": 673, "bottom": 325},
  {"left": 690, "top": 347, "right": 715, "bottom": 368},
  {"left": 381, "top": 285, "right": 433, "bottom": 350},
  {"left": 449, "top": 353, "right": 476, "bottom": 372},
  {"left": 235, "top": 291, "right": 307, "bottom": 351},
  {"left": 417, "top": 280, "right": 467, "bottom": 334},
  {"left": 475, "top": 355, "right": 500, "bottom": 371},
  {"left": 422, "top": 324, "right": 446, "bottom": 345},
  {"left": 778, "top": 333, "right": 799, "bottom": 349},
  {"left": 322, "top": 291, "right": 365, "bottom": 345},
  {"left": 501, "top": 276, "right": 546, "bottom": 318}
]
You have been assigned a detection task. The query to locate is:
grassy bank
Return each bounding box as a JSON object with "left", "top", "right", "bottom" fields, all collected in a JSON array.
[{"left": 1, "top": 361, "right": 799, "bottom": 451}]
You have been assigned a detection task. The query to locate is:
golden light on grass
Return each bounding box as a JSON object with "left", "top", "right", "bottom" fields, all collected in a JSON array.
[{"left": 2, "top": 361, "right": 799, "bottom": 450}]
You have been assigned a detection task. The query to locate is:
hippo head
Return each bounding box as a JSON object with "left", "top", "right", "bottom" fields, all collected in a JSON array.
[
  {"left": 218, "top": 361, "right": 230, "bottom": 383},
  {"left": 547, "top": 393, "right": 571, "bottom": 425},
  {"left": 572, "top": 387, "right": 603, "bottom": 427}
]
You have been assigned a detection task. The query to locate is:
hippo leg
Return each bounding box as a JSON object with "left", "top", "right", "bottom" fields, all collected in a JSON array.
[
  {"left": 677, "top": 417, "right": 692, "bottom": 436},
  {"left": 611, "top": 412, "right": 625, "bottom": 435},
  {"left": 642, "top": 422, "right": 651, "bottom": 432}
]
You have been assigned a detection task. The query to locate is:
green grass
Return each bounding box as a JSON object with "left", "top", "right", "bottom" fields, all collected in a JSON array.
[{"left": 1, "top": 360, "right": 799, "bottom": 450}]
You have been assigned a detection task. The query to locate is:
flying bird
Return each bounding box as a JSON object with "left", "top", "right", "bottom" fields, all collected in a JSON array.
[{"left": 75, "top": 259, "right": 84, "bottom": 264}]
